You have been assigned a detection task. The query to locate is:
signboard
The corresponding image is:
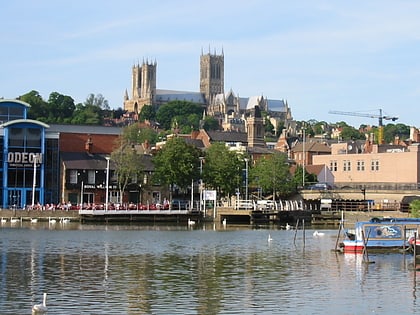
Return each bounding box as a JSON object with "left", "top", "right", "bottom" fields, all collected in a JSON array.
[
  {"left": 7, "top": 152, "right": 42, "bottom": 167},
  {"left": 204, "top": 190, "right": 216, "bottom": 201}
]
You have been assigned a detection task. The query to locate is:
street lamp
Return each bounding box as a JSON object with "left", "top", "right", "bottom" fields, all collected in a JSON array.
[
  {"left": 31, "top": 156, "right": 37, "bottom": 208},
  {"left": 199, "top": 157, "right": 204, "bottom": 213},
  {"left": 105, "top": 156, "right": 110, "bottom": 211},
  {"left": 302, "top": 126, "right": 306, "bottom": 188},
  {"left": 244, "top": 158, "right": 249, "bottom": 202}
]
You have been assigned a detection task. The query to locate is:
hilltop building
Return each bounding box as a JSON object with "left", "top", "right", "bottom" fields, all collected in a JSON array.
[{"left": 123, "top": 49, "right": 294, "bottom": 136}]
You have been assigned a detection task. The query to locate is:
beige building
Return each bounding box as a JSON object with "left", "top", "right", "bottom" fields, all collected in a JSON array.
[{"left": 312, "top": 141, "right": 420, "bottom": 190}]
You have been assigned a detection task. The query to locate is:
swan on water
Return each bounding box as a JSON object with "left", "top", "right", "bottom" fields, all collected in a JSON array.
[
  {"left": 188, "top": 218, "right": 195, "bottom": 226},
  {"left": 222, "top": 218, "right": 227, "bottom": 226},
  {"left": 32, "top": 292, "right": 47, "bottom": 313},
  {"left": 268, "top": 234, "right": 273, "bottom": 242},
  {"left": 31, "top": 218, "right": 38, "bottom": 223},
  {"left": 313, "top": 231, "right": 325, "bottom": 237},
  {"left": 285, "top": 223, "right": 291, "bottom": 230},
  {"left": 10, "top": 217, "right": 20, "bottom": 223},
  {"left": 61, "top": 217, "right": 70, "bottom": 223},
  {"left": 49, "top": 217, "right": 56, "bottom": 224},
  {"left": 1, "top": 217, "right": 6, "bottom": 223}
]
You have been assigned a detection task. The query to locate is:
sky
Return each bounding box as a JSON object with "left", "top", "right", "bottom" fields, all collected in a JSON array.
[{"left": 2, "top": 0, "right": 420, "bottom": 128}]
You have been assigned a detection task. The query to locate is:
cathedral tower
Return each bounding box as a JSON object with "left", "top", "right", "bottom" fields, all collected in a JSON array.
[
  {"left": 200, "top": 49, "right": 224, "bottom": 105},
  {"left": 124, "top": 60, "right": 157, "bottom": 113}
]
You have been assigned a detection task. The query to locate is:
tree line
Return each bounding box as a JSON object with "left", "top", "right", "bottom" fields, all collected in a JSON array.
[
  {"left": 114, "top": 124, "right": 314, "bottom": 202},
  {"left": 16, "top": 90, "right": 410, "bottom": 144}
]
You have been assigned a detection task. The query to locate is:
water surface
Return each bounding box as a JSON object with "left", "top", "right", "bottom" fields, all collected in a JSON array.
[{"left": 0, "top": 222, "right": 419, "bottom": 314}]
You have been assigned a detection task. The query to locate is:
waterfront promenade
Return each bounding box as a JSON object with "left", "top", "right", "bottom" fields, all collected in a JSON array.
[{"left": 0, "top": 207, "right": 411, "bottom": 226}]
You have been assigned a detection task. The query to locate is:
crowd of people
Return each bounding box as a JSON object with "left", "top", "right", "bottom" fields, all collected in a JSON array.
[{"left": 25, "top": 199, "right": 173, "bottom": 211}]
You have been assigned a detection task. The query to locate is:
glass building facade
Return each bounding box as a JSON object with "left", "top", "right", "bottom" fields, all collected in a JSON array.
[{"left": 0, "top": 100, "right": 60, "bottom": 209}]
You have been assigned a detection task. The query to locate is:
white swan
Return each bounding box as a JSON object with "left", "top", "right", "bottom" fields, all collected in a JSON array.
[
  {"left": 10, "top": 217, "right": 20, "bottom": 224},
  {"left": 31, "top": 218, "right": 38, "bottom": 223},
  {"left": 188, "top": 218, "right": 195, "bottom": 226},
  {"left": 222, "top": 218, "right": 227, "bottom": 226},
  {"left": 313, "top": 231, "right": 325, "bottom": 237},
  {"left": 49, "top": 217, "right": 56, "bottom": 224},
  {"left": 1, "top": 217, "right": 6, "bottom": 223},
  {"left": 268, "top": 234, "right": 273, "bottom": 242},
  {"left": 285, "top": 223, "right": 291, "bottom": 230},
  {"left": 32, "top": 292, "right": 47, "bottom": 313},
  {"left": 61, "top": 217, "right": 70, "bottom": 223}
]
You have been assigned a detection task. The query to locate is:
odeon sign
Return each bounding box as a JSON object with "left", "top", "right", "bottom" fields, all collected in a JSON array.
[{"left": 7, "top": 152, "right": 43, "bottom": 165}]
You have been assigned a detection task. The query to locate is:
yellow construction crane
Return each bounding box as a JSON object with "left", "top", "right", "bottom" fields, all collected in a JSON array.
[{"left": 329, "top": 109, "right": 398, "bottom": 144}]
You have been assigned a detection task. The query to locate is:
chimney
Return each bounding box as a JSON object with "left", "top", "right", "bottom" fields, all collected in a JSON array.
[{"left": 85, "top": 136, "right": 93, "bottom": 153}]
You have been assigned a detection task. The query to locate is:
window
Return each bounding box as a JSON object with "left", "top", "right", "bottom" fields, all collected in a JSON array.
[
  {"left": 69, "top": 170, "right": 78, "bottom": 184},
  {"left": 343, "top": 160, "right": 351, "bottom": 172},
  {"left": 88, "top": 170, "right": 96, "bottom": 184},
  {"left": 8, "top": 127, "right": 41, "bottom": 148},
  {"left": 131, "top": 174, "right": 138, "bottom": 184},
  {"left": 371, "top": 159, "right": 380, "bottom": 171},
  {"left": 357, "top": 160, "right": 365, "bottom": 171},
  {"left": 329, "top": 160, "right": 337, "bottom": 172},
  {"left": 110, "top": 191, "right": 120, "bottom": 204}
]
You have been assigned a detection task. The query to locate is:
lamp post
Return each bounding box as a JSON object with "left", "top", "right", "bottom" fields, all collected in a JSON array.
[
  {"left": 199, "top": 157, "right": 204, "bottom": 213},
  {"left": 302, "top": 126, "right": 306, "bottom": 188},
  {"left": 80, "top": 181, "right": 84, "bottom": 210},
  {"left": 105, "top": 156, "right": 110, "bottom": 211},
  {"left": 32, "top": 156, "right": 37, "bottom": 208},
  {"left": 244, "top": 158, "right": 249, "bottom": 202}
]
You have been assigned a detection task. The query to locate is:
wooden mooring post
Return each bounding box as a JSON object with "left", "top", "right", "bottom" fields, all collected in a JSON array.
[{"left": 293, "top": 218, "right": 306, "bottom": 248}]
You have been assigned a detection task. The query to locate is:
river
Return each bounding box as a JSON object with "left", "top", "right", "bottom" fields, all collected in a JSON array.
[{"left": 1, "top": 221, "right": 419, "bottom": 314}]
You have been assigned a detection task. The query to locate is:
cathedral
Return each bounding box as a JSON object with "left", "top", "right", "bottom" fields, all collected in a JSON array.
[{"left": 123, "top": 49, "right": 294, "bottom": 135}]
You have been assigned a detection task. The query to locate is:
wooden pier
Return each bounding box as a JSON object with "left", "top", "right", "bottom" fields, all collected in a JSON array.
[
  {"left": 216, "top": 207, "right": 341, "bottom": 225},
  {"left": 78, "top": 209, "right": 202, "bottom": 223}
]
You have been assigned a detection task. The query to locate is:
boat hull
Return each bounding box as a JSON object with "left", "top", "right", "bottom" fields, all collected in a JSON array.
[{"left": 341, "top": 217, "right": 420, "bottom": 253}]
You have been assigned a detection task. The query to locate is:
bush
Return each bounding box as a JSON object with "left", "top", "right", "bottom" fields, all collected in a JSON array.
[{"left": 409, "top": 199, "right": 420, "bottom": 218}]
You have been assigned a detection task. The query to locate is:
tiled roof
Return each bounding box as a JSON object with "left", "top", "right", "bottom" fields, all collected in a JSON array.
[
  {"left": 61, "top": 152, "right": 109, "bottom": 170},
  {"left": 59, "top": 133, "right": 119, "bottom": 154},
  {"left": 62, "top": 152, "right": 155, "bottom": 172},
  {"left": 48, "top": 124, "right": 122, "bottom": 135},
  {"left": 206, "top": 130, "right": 248, "bottom": 143},
  {"left": 292, "top": 141, "right": 331, "bottom": 153}
]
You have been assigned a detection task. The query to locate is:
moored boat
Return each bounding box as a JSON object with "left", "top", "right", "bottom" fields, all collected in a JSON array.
[{"left": 340, "top": 217, "right": 420, "bottom": 253}]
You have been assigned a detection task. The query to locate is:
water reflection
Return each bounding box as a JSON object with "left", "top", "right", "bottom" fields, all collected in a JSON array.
[{"left": 0, "top": 223, "right": 420, "bottom": 314}]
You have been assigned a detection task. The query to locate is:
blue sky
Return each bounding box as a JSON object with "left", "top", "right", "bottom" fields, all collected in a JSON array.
[{"left": 2, "top": 1, "right": 420, "bottom": 128}]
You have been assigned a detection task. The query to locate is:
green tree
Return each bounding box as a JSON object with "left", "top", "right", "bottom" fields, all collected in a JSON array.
[
  {"left": 110, "top": 144, "right": 144, "bottom": 203},
  {"left": 202, "top": 142, "right": 243, "bottom": 198},
  {"left": 121, "top": 123, "right": 158, "bottom": 145},
  {"left": 47, "top": 92, "right": 76, "bottom": 123},
  {"left": 250, "top": 152, "right": 294, "bottom": 199},
  {"left": 339, "top": 124, "right": 364, "bottom": 140},
  {"left": 156, "top": 100, "right": 203, "bottom": 130},
  {"left": 85, "top": 93, "right": 109, "bottom": 110},
  {"left": 410, "top": 200, "right": 420, "bottom": 218},
  {"left": 139, "top": 105, "right": 156, "bottom": 122},
  {"left": 292, "top": 165, "right": 318, "bottom": 188},
  {"left": 152, "top": 137, "right": 201, "bottom": 200},
  {"left": 20, "top": 90, "right": 49, "bottom": 122},
  {"left": 72, "top": 102, "right": 102, "bottom": 125},
  {"left": 202, "top": 116, "right": 220, "bottom": 131},
  {"left": 383, "top": 123, "right": 410, "bottom": 144}
]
